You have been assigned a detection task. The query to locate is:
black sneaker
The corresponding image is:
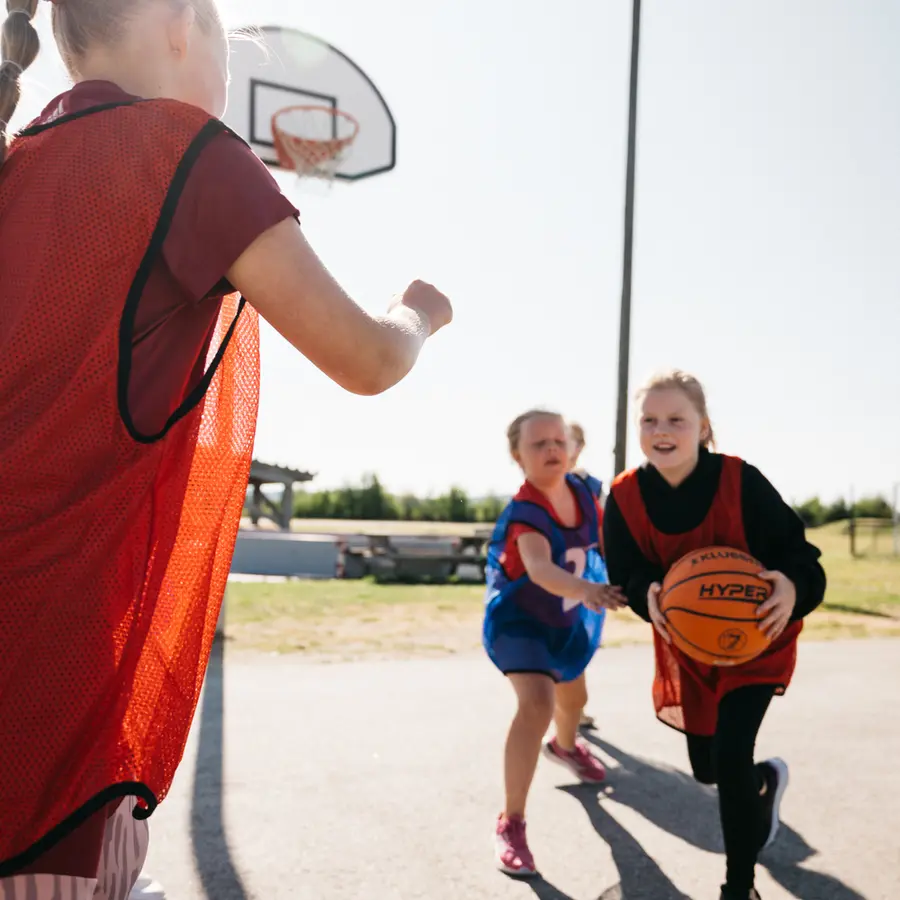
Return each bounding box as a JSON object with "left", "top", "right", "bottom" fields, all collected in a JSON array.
[
  {"left": 759, "top": 757, "right": 789, "bottom": 849},
  {"left": 719, "top": 888, "right": 762, "bottom": 900}
]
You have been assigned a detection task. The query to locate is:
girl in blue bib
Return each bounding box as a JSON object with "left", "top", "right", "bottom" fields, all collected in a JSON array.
[{"left": 484, "top": 409, "right": 625, "bottom": 878}]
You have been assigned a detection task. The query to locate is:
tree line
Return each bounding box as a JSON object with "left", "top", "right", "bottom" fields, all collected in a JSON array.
[
  {"left": 791, "top": 495, "right": 895, "bottom": 528},
  {"left": 276, "top": 475, "right": 897, "bottom": 528},
  {"left": 291, "top": 474, "right": 506, "bottom": 523}
]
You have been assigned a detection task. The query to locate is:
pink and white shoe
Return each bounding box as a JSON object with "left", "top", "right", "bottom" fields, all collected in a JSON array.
[
  {"left": 495, "top": 814, "right": 538, "bottom": 877},
  {"left": 543, "top": 736, "right": 607, "bottom": 783}
]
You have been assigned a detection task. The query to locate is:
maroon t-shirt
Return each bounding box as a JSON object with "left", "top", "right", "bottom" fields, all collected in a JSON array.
[
  {"left": 14, "top": 82, "right": 296, "bottom": 879},
  {"left": 32, "top": 81, "right": 298, "bottom": 436}
]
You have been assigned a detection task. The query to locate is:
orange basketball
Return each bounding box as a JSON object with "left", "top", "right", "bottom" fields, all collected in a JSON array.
[{"left": 659, "top": 546, "right": 772, "bottom": 667}]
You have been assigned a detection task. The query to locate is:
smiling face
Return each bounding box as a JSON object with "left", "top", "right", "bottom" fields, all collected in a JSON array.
[
  {"left": 513, "top": 414, "right": 572, "bottom": 488},
  {"left": 639, "top": 386, "right": 710, "bottom": 485}
]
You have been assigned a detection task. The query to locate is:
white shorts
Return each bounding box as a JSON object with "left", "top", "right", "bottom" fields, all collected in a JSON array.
[{"left": 0, "top": 797, "right": 150, "bottom": 900}]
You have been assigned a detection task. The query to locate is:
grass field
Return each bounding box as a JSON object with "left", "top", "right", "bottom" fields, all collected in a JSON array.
[
  {"left": 224, "top": 520, "right": 900, "bottom": 658},
  {"left": 240, "top": 516, "right": 490, "bottom": 537}
]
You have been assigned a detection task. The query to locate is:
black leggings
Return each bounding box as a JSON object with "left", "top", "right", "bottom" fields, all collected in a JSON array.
[{"left": 686, "top": 684, "right": 776, "bottom": 892}]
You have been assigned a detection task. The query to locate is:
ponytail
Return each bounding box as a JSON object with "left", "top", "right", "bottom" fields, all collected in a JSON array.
[{"left": 0, "top": 0, "right": 40, "bottom": 165}]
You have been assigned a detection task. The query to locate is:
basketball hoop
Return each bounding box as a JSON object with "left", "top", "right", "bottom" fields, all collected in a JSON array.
[{"left": 271, "top": 105, "right": 360, "bottom": 182}]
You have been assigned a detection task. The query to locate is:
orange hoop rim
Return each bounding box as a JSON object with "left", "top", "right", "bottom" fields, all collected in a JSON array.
[{"left": 271, "top": 105, "right": 360, "bottom": 174}]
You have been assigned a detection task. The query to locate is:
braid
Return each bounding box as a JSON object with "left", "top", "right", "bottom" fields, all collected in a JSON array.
[{"left": 0, "top": 0, "right": 40, "bottom": 165}]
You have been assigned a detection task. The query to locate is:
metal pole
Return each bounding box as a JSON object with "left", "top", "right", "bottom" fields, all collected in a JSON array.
[
  {"left": 893, "top": 482, "right": 899, "bottom": 557},
  {"left": 614, "top": 0, "right": 643, "bottom": 476}
]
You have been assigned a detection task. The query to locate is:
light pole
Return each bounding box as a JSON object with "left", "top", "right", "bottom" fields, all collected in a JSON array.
[{"left": 613, "top": 0, "right": 642, "bottom": 476}]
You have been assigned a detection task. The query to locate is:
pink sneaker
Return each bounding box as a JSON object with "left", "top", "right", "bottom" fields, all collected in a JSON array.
[
  {"left": 495, "top": 814, "right": 538, "bottom": 877},
  {"left": 543, "top": 736, "right": 607, "bottom": 783}
]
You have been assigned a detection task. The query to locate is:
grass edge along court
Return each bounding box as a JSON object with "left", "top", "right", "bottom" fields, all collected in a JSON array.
[{"left": 223, "top": 520, "right": 900, "bottom": 659}]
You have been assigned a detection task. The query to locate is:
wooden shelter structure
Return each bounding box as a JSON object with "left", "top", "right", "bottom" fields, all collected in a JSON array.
[{"left": 246, "top": 459, "right": 314, "bottom": 531}]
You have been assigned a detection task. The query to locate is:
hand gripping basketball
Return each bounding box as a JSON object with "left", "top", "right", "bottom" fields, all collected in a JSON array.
[
  {"left": 658, "top": 547, "right": 777, "bottom": 666},
  {"left": 756, "top": 570, "right": 797, "bottom": 639}
]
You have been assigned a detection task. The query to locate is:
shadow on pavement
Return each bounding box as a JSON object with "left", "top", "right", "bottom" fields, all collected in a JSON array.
[
  {"left": 568, "top": 734, "right": 866, "bottom": 900},
  {"left": 189, "top": 638, "right": 250, "bottom": 900},
  {"left": 524, "top": 877, "right": 579, "bottom": 900},
  {"left": 560, "top": 780, "right": 691, "bottom": 900}
]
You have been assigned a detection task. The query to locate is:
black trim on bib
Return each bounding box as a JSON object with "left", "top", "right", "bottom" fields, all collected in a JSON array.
[
  {"left": 116, "top": 118, "right": 245, "bottom": 444},
  {"left": 0, "top": 782, "right": 158, "bottom": 877},
  {"left": 16, "top": 100, "right": 142, "bottom": 136}
]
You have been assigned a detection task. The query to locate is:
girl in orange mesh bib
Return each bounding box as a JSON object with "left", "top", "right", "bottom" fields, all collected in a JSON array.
[{"left": 0, "top": 1, "right": 452, "bottom": 894}]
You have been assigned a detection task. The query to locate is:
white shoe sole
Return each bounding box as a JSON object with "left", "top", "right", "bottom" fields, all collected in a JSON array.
[
  {"left": 130, "top": 876, "right": 167, "bottom": 899},
  {"left": 494, "top": 837, "right": 538, "bottom": 878},
  {"left": 761, "top": 757, "right": 789, "bottom": 849}
]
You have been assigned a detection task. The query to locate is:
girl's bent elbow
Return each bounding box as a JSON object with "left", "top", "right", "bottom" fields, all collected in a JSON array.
[{"left": 340, "top": 354, "right": 412, "bottom": 396}]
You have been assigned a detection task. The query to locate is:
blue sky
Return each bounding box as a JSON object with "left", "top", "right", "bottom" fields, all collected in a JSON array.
[{"left": 14, "top": 1, "right": 899, "bottom": 504}]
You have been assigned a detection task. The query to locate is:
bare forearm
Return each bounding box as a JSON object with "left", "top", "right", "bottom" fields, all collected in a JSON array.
[
  {"left": 228, "top": 220, "right": 448, "bottom": 396},
  {"left": 358, "top": 307, "right": 431, "bottom": 394},
  {"left": 526, "top": 561, "right": 589, "bottom": 601}
]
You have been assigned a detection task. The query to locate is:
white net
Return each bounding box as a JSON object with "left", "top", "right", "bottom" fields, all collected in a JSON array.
[{"left": 271, "top": 106, "right": 360, "bottom": 181}]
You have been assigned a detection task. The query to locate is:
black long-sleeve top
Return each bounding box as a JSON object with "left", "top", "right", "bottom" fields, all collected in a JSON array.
[{"left": 603, "top": 449, "right": 827, "bottom": 623}]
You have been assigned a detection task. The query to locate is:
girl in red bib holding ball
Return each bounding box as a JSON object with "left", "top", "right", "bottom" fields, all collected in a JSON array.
[{"left": 603, "top": 371, "right": 826, "bottom": 900}]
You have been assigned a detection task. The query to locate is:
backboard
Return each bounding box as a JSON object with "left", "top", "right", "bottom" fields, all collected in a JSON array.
[{"left": 223, "top": 26, "right": 396, "bottom": 182}]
